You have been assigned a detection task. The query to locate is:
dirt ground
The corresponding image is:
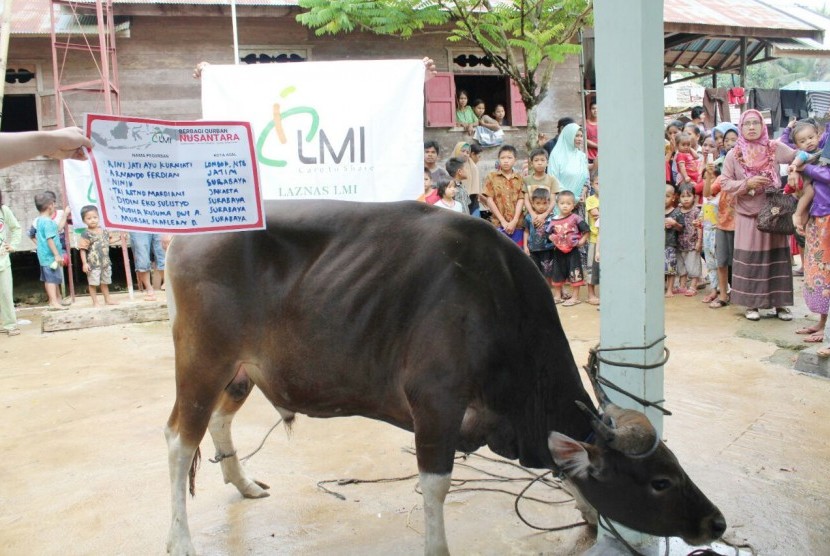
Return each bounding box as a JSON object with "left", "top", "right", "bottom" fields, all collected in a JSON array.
[{"left": 1, "top": 285, "right": 829, "bottom": 556}]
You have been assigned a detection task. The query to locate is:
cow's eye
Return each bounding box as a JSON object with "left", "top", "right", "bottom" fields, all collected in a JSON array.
[{"left": 651, "top": 478, "right": 672, "bottom": 492}]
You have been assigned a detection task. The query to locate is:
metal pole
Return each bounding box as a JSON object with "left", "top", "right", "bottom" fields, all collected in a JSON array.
[{"left": 0, "top": 0, "right": 14, "bottom": 127}]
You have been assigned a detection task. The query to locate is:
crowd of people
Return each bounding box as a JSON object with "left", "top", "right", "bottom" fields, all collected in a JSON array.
[
  {"left": 424, "top": 102, "right": 830, "bottom": 358},
  {"left": 3, "top": 101, "right": 830, "bottom": 359},
  {"left": 420, "top": 107, "right": 601, "bottom": 307},
  {"left": 666, "top": 106, "right": 830, "bottom": 355}
]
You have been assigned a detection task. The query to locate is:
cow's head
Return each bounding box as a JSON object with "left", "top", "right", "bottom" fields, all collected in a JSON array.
[{"left": 548, "top": 400, "right": 726, "bottom": 545}]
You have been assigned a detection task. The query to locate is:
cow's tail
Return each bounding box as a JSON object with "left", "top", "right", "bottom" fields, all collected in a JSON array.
[{"left": 188, "top": 446, "right": 201, "bottom": 497}]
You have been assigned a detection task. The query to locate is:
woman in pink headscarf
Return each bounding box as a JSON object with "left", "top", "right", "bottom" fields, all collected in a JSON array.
[{"left": 721, "top": 109, "right": 796, "bottom": 321}]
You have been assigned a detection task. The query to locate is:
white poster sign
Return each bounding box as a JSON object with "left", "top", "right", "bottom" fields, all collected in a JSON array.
[
  {"left": 201, "top": 59, "right": 424, "bottom": 202},
  {"left": 86, "top": 114, "right": 264, "bottom": 234},
  {"left": 63, "top": 158, "right": 98, "bottom": 231}
]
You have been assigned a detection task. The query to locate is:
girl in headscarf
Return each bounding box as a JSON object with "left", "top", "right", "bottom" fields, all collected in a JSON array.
[
  {"left": 548, "top": 123, "right": 589, "bottom": 202},
  {"left": 712, "top": 122, "right": 739, "bottom": 156},
  {"left": 721, "top": 109, "right": 796, "bottom": 321}
]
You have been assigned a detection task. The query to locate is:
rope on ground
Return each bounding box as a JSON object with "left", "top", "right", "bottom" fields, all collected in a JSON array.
[{"left": 316, "top": 447, "right": 585, "bottom": 532}]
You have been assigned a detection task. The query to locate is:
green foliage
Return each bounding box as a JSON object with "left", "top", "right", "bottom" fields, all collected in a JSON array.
[{"left": 297, "top": 0, "right": 594, "bottom": 148}]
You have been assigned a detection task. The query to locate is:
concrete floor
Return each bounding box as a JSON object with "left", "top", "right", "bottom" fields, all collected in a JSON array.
[{"left": 0, "top": 286, "right": 828, "bottom": 556}]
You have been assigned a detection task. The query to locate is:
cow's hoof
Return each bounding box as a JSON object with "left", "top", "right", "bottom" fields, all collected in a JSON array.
[
  {"left": 241, "top": 479, "right": 270, "bottom": 499},
  {"left": 166, "top": 539, "right": 197, "bottom": 556}
]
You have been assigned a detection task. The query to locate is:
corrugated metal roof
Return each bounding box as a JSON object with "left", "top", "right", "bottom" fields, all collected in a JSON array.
[
  {"left": 781, "top": 80, "right": 830, "bottom": 91},
  {"left": 8, "top": 0, "right": 295, "bottom": 36},
  {"left": 9, "top": 0, "right": 131, "bottom": 36},
  {"left": 665, "top": 0, "right": 822, "bottom": 35},
  {"left": 663, "top": 0, "right": 830, "bottom": 82}
]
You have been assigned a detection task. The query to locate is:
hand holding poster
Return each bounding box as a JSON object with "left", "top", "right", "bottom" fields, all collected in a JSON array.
[{"left": 86, "top": 114, "right": 264, "bottom": 234}]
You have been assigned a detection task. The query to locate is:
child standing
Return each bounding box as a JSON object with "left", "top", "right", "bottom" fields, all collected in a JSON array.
[
  {"left": 664, "top": 184, "right": 685, "bottom": 298},
  {"left": 445, "top": 157, "right": 471, "bottom": 214},
  {"left": 483, "top": 145, "right": 525, "bottom": 246},
  {"left": 584, "top": 174, "right": 600, "bottom": 305},
  {"left": 433, "top": 178, "right": 464, "bottom": 213},
  {"left": 547, "top": 190, "right": 589, "bottom": 306},
  {"left": 523, "top": 188, "right": 556, "bottom": 287},
  {"left": 700, "top": 137, "right": 721, "bottom": 304},
  {"left": 0, "top": 191, "right": 22, "bottom": 335},
  {"left": 523, "top": 148, "right": 561, "bottom": 229},
  {"left": 34, "top": 191, "right": 67, "bottom": 311},
  {"left": 417, "top": 167, "right": 433, "bottom": 202},
  {"left": 79, "top": 205, "right": 118, "bottom": 307},
  {"left": 675, "top": 183, "right": 703, "bottom": 295}
]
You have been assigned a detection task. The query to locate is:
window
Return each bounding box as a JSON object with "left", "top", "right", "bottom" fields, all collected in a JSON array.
[
  {"left": 424, "top": 49, "right": 527, "bottom": 128},
  {"left": 1, "top": 95, "right": 38, "bottom": 132},
  {"left": 1, "top": 67, "right": 39, "bottom": 132},
  {"left": 238, "top": 46, "right": 312, "bottom": 64}
]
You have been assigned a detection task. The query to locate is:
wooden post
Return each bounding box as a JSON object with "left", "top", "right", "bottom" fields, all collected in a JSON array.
[
  {"left": 590, "top": 0, "right": 665, "bottom": 553},
  {"left": 0, "top": 0, "right": 14, "bottom": 128}
]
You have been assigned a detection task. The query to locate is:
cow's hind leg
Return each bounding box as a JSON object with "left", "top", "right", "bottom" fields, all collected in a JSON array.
[
  {"left": 165, "top": 382, "right": 218, "bottom": 556},
  {"left": 207, "top": 363, "right": 270, "bottom": 499}
]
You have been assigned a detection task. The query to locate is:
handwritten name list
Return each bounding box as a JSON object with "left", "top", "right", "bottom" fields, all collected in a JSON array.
[{"left": 87, "top": 114, "right": 264, "bottom": 234}]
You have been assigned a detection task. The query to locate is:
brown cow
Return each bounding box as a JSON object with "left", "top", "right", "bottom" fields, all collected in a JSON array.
[{"left": 164, "top": 200, "right": 725, "bottom": 555}]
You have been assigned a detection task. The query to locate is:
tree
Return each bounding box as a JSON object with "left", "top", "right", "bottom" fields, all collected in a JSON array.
[{"left": 297, "top": 0, "right": 593, "bottom": 151}]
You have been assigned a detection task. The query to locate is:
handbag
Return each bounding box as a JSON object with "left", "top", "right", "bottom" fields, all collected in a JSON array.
[{"left": 756, "top": 189, "right": 796, "bottom": 235}]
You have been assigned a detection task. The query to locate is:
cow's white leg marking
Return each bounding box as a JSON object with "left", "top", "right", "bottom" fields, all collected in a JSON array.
[
  {"left": 420, "top": 471, "right": 451, "bottom": 556},
  {"left": 208, "top": 410, "right": 270, "bottom": 498},
  {"left": 165, "top": 427, "right": 197, "bottom": 556}
]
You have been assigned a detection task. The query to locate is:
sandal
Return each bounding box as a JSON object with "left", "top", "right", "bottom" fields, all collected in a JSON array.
[
  {"left": 553, "top": 297, "right": 563, "bottom": 305},
  {"left": 562, "top": 298, "right": 582, "bottom": 307},
  {"left": 684, "top": 289, "right": 698, "bottom": 297},
  {"left": 586, "top": 297, "right": 600, "bottom": 306},
  {"left": 3, "top": 327, "right": 20, "bottom": 336},
  {"left": 804, "top": 333, "right": 824, "bottom": 343},
  {"left": 709, "top": 298, "right": 730, "bottom": 309},
  {"left": 776, "top": 308, "right": 793, "bottom": 321},
  {"left": 702, "top": 291, "right": 719, "bottom": 303},
  {"left": 745, "top": 309, "right": 761, "bottom": 321}
]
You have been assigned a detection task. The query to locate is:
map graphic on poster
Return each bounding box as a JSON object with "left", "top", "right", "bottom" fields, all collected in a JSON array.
[{"left": 86, "top": 114, "right": 264, "bottom": 234}]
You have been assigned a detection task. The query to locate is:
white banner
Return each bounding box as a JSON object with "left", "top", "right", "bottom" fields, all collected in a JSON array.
[
  {"left": 63, "top": 158, "right": 98, "bottom": 232},
  {"left": 201, "top": 59, "right": 425, "bottom": 202}
]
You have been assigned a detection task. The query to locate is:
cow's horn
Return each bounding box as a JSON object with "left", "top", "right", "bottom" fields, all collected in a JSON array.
[
  {"left": 602, "top": 404, "right": 660, "bottom": 458},
  {"left": 575, "top": 400, "right": 616, "bottom": 444}
]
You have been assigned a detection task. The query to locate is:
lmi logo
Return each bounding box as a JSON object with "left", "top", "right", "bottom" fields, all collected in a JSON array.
[{"left": 256, "top": 86, "right": 366, "bottom": 168}]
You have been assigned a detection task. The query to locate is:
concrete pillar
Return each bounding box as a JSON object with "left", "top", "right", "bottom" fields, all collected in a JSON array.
[{"left": 590, "top": 0, "right": 665, "bottom": 553}]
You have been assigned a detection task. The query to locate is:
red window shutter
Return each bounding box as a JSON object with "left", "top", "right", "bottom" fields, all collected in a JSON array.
[
  {"left": 425, "top": 72, "right": 456, "bottom": 127},
  {"left": 509, "top": 79, "right": 528, "bottom": 126}
]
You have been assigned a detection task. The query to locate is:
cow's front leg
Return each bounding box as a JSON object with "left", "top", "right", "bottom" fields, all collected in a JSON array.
[
  {"left": 410, "top": 386, "right": 464, "bottom": 556},
  {"left": 419, "top": 471, "right": 452, "bottom": 556}
]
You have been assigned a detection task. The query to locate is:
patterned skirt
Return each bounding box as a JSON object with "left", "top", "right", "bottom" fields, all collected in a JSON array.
[
  {"left": 802, "top": 215, "right": 830, "bottom": 315},
  {"left": 730, "top": 212, "right": 793, "bottom": 309}
]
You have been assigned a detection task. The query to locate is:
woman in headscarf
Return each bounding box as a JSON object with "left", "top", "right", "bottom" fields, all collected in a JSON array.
[
  {"left": 548, "top": 123, "right": 590, "bottom": 203},
  {"left": 721, "top": 109, "right": 796, "bottom": 321}
]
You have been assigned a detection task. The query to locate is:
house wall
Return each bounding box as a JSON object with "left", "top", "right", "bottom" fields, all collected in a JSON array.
[{"left": 2, "top": 13, "right": 584, "bottom": 230}]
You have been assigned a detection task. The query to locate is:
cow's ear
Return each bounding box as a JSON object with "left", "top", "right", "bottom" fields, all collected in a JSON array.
[{"left": 548, "top": 432, "right": 597, "bottom": 479}]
